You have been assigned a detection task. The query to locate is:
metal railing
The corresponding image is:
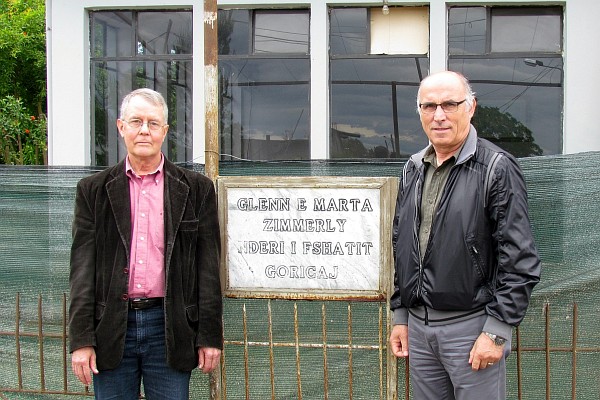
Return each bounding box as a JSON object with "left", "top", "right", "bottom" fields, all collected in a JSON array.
[
  {"left": 1, "top": 294, "right": 599, "bottom": 399},
  {"left": 0, "top": 293, "right": 92, "bottom": 397}
]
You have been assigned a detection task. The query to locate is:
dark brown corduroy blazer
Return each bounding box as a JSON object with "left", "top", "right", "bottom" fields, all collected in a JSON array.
[{"left": 68, "top": 158, "right": 222, "bottom": 371}]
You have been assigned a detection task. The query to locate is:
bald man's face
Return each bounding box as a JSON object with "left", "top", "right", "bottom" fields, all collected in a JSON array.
[{"left": 418, "top": 73, "right": 476, "bottom": 155}]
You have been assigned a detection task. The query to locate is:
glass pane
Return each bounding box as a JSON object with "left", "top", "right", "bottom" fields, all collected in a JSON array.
[
  {"left": 91, "top": 11, "right": 134, "bottom": 58},
  {"left": 254, "top": 11, "right": 309, "bottom": 54},
  {"left": 92, "top": 60, "right": 193, "bottom": 166},
  {"left": 138, "top": 11, "right": 193, "bottom": 55},
  {"left": 449, "top": 57, "right": 562, "bottom": 157},
  {"left": 219, "top": 58, "right": 310, "bottom": 160},
  {"left": 330, "top": 57, "right": 429, "bottom": 159},
  {"left": 491, "top": 10, "right": 562, "bottom": 53},
  {"left": 92, "top": 61, "right": 120, "bottom": 166},
  {"left": 370, "top": 6, "right": 429, "bottom": 55},
  {"left": 330, "top": 8, "right": 368, "bottom": 55},
  {"left": 448, "top": 7, "right": 487, "bottom": 55},
  {"left": 218, "top": 10, "right": 250, "bottom": 55}
]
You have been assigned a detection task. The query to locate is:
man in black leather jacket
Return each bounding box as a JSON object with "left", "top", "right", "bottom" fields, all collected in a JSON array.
[{"left": 389, "top": 71, "right": 540, "bottom": 399}]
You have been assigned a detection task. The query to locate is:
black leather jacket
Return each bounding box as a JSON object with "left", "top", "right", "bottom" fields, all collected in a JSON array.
[{"left": 390, "top": 126, "right": 540, "bottom": 329}]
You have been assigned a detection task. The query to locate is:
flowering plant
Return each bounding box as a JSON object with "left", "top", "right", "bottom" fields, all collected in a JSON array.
[{"left": 0, "top": 96, "right": 47, "bottom": 165}]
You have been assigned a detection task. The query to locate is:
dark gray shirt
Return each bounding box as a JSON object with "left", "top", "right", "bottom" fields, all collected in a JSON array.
[{"left": 419, "top": 146, "right": 459, "bottom": 259}]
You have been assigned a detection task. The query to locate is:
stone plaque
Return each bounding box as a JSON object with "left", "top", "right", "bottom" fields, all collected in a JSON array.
[{"left": 217, "top": 176, "right": 397, "bottom": 300}]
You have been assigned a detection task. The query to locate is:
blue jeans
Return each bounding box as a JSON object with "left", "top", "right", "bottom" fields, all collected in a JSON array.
[{"left": 93, "top": 307, "right": 191, "bottom": 400}]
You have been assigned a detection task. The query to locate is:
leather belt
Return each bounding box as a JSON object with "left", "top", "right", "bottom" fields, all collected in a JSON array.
[{"left": 129, "top": 297, "right": 163, "bottom": 310}]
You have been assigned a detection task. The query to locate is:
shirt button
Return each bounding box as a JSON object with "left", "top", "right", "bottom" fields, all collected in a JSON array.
[
  {"left": 138, "top": 260, "right": 144, "bottom": 264},
  {"left": 142, "top": 190, "right": 146, "bottom": 195},
  {"left": 123, "top": 268, "right": 129, "bottom": 274},
  {"left": 141, "top": 213, "right": 146, "bottom": 217},
  {"left": 140, "top": 236, "right": 144, "bottom": 241},
  {"left": 137, "top": 284, "right": 142, "bottom": 289}
]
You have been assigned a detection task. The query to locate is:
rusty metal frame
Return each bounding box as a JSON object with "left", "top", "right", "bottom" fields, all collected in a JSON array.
[
  {"left": 0, "top": 293, "right": 93, "bottom": 397},
  {"left": 220, "top": 300, "right": 390, "bottom": 400},
  {"left": 0, "top": 295, "right": 599, "bottom": 399}
]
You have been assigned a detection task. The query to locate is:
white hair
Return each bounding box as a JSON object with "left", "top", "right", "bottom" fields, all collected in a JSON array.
[{"left": 119, "top": 88, "right": 168, "bottom": 122}]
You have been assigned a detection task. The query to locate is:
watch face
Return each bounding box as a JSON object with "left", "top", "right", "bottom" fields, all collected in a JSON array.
[{"left": 484, "top": 332, "right": 506, "bottom": 346}]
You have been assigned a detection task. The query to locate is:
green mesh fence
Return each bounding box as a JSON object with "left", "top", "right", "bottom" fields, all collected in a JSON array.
[{"left": 0, "top": 153, "right": 599, "bottom": 399}]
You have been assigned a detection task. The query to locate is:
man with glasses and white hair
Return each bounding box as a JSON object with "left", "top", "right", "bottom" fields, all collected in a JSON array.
[
  {"left": 69, "top": 88, "right": 222, "bottom": 399},
  {"left": 389, "top": 71, "right": 541, "bottom": 399}
]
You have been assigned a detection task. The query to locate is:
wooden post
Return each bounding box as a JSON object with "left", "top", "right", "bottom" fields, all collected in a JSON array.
[
  {"left": 204, "top": 0, "right": 219, "bottom": 182},
  {"left": 205, "top": 1, "right": 222, "bottom": 398}
]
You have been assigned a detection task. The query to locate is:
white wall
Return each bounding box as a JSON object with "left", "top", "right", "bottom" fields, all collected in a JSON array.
[
  {"left": 47, "top": 0, "right": 600, "bottom": 165},
  {"left": 563, "top": 0, "right": 600, "bottom": 153}
]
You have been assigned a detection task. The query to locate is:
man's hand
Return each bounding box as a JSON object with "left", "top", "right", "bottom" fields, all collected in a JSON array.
[
  {"left": 198, "top": 347, "right": 222, "bottom": 374},
  {"left": 71, "top": 346, "right": 99, "bottom": 385},
  {"left": 389, "top": 324, "right": 409, "bottom": 358},
  {"left": 469, "top": 332, "right": 504, "bottom": 370}
]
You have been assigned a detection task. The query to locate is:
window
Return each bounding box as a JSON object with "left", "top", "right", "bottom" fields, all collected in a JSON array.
[
  {"left": 448, "top": 7, "right": 563, "bottom": 157},
  {"left": 90, "top": 10, "right": 192, "bottom": 166},
  {"left": 218, "top": 9, "right": 310, "bottom": 161},
  {"left": 329, "top": 7, "right": 429, "bottom": 159}
]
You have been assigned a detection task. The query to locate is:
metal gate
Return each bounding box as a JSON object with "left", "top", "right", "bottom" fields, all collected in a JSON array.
[{"left": 2, "top": 294, "right": 599, "bottom": 399}]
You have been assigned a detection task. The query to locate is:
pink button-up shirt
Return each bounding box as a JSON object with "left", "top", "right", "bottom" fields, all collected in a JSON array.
[{"left": 125, "top": 156, "right": 166, "bottom": 298}]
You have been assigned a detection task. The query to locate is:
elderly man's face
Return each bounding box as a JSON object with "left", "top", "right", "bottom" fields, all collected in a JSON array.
[
  {"left": 116, "top": 96, "right": 168, "bottom": 162},
  {"left": 418, "top": 72, "right": 475, "bottom": 155}
]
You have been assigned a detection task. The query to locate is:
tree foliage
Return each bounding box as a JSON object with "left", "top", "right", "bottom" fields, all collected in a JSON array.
[
  {"left": 0, "top": 96, "right": 47, "bottom": 164},
  {"left": 473, "top": 105, "right": 544, "bottom": 158},
  {"left": 0, "top": 0, "right": 47, "bottom": 164}
]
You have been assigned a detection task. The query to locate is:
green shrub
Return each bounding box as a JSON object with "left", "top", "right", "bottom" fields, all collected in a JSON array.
[{"left": 0, "top": 95, "right": 47, "bottom": 165}]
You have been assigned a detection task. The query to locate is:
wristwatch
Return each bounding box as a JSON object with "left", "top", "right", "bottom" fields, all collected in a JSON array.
[{"left": 483, "top": 331, "right": 506, "bottom": 346}]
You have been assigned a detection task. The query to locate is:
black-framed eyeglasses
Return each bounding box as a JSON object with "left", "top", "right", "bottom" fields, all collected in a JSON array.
[
  {"left": 122, "top": 119, "right": 166, "bottom": 132},
  {"left": 418, "top": 99, "right": 467, "bottom": 114}
]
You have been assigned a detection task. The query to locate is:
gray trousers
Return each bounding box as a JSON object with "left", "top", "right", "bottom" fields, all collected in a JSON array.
[{"left": 408, "top": 313, "right": 511, "bottom": 400}]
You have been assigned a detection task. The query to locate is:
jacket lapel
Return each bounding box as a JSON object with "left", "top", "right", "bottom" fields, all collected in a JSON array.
[
  {"left": 106, "top": 162, "right": 132, "bottom": 260},
  {"left": 164, "top": 160, "right": 190, "bottom": 271}
]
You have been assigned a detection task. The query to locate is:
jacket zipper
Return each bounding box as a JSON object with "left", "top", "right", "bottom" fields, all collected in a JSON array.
[{"left": 413, "top": 175, "right": 423, "bottom": 301}]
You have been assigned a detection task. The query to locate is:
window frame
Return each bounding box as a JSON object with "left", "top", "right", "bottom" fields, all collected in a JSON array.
[
  {"left": 89, "top": 9, "right": 193, "bottom": 166},
  {"left": 328, "top": 6, "right": 430, "bottom": 160},
  {"left": 447, "top": 5, "right": 564, "bottom": 157},
  {"left": 217, "top": 8, "right": 312, "bottom": 161}
]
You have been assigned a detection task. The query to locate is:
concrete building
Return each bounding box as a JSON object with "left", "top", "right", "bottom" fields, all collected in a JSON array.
[{"left": 47, "top": 0, "right": 600, "bottom": 166}]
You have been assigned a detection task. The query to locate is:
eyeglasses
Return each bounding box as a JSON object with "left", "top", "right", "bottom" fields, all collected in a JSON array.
[
  {"left": 122, "top": 119, "right": 166, "bottom": 132},
  {"left": 418, "top": 99, "right": 467, "bottom": 114}
]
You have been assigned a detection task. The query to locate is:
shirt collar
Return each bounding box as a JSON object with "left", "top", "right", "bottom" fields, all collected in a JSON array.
[
  {"left": 422, "top": 142, "right": 465, "bottom": 169},
  {"left": 125, "top": 154, "right": 165, "bottom": 179}
]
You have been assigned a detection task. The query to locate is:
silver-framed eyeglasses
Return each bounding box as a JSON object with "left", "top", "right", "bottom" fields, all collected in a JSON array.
[
  {"left": 122, "top": 119, "right": 166, "bottom": 132},
  {"left": 419, "top": 99, "right": 467, "bottom": 114}
]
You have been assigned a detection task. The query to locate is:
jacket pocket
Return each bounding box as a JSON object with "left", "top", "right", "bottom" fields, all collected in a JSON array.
[
  {"left": 95, "top": 302, "right": 106, "bottom": 321},
  {"left": 466, "top": 236, "right": 493, "bottom": 302},
  {"left": 185, "top": 304, "right": 199, "bottom": 328},
  {"left": 179, "top": 219, "right": 199, "bottom": 231},
  {"left": 467, "top": 241, "right": 486, "bottom": 282}
]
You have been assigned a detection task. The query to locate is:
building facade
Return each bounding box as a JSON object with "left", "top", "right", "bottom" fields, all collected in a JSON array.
[{"left": 47, "top": 0, "right": 600, "bottom": 166}]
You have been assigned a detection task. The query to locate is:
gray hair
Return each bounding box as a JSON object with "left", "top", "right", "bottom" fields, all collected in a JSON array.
[
  {"left": 416, "top": 71, "right": 476, "bottom": 114},
  {"left": 119, "top": 88, "right": 168, "bottom": 122}
]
